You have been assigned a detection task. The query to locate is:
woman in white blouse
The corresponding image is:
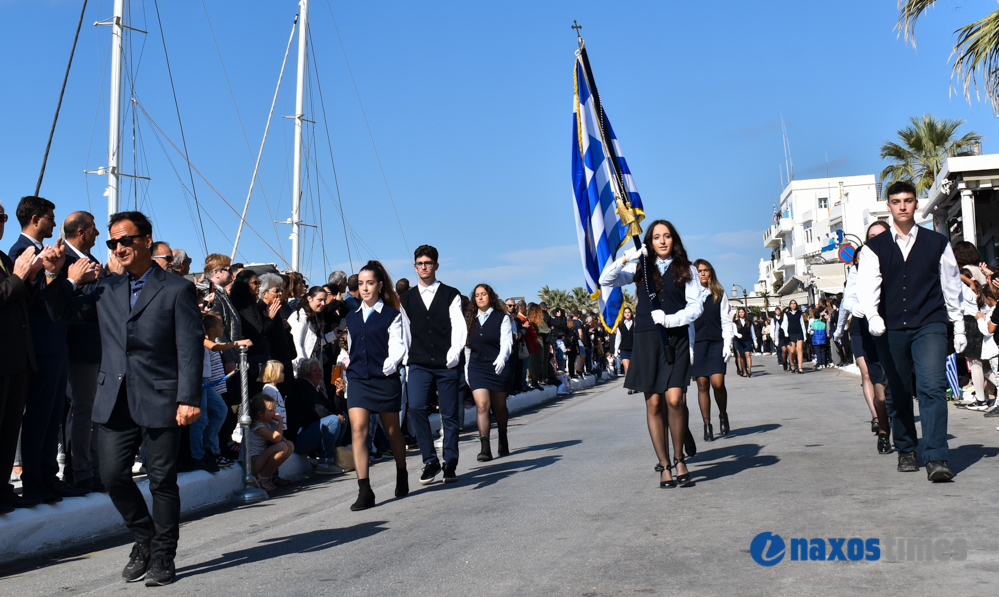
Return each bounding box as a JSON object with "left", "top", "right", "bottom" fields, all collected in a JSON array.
[
  {"left": 463, "top": 284, "right": 514, "bottom": 462},
  {"left": 289, "top": 286, "right": 336, "bottom": 371}
]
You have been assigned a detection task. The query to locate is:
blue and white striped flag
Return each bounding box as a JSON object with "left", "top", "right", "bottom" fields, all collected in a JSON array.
[{"left": 571, "top": 52, "right": 644, "bottom": 333}]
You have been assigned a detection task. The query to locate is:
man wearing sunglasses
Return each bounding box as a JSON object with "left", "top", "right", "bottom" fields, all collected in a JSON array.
[
  {"left": 151, "top": 241, "right": 174, "bottom": 273},
  {"left": 48, "top": 210, "right": 202, "bottom": 586}
]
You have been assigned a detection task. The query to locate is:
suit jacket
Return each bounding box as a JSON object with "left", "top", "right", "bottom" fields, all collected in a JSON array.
[
  {"left": 62, "top": 243, "right": 103, "bottom": 364},
  {"left": 10, "top": 234, "right": 72, "bottom": 357},
  {"left": 66, "top": 264, "right": 203, "bottom": 428},
  {"left": 0, "top": 250, "right": 39, "bottom": 375}
]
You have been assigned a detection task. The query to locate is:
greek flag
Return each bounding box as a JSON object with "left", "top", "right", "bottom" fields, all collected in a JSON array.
[{"left": 572, "top": 51, "right": 645, "bottom": 333}]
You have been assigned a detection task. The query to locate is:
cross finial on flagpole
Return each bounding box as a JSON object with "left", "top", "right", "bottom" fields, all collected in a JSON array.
[{"left": 572, "top": 20, "right": 583, "bottom": 47}]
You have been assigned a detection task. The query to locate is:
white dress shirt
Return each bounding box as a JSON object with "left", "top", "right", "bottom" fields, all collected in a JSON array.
[
  {"left": 343, "top": 299, "right": 407, "bottom": 376},
  {"left": 614, "top": 319, "right": 634, "bottom": 354},
  {"left": 474, "top": 307, "right": 513, "bottom": 363},
  {"left": 779, "top": 311, "right": 807, "bottom": 338},
  {"left": 598, "top": 258, "right": 704, "bottom": 327},
  {"left": 856, "top": 222, "right": 963, "bottom": 333},
  {"left": 399, "top": 279, "right": 468, "bottom": 367}
]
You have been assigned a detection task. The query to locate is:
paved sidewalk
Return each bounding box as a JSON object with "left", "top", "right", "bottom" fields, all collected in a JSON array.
[{"left": 1, "top": 358, "right": 996, "bottom": 595}]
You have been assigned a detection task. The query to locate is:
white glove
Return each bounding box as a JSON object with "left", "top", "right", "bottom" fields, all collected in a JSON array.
[
  {"left": 690, "top": 347, "right": 695, "bottom": 366},
  {"left": 493, "top": 356, "right": 506, "bottom": 375},
  {"left": 833, "top": 329, "right": 843, "bottom": 343},
  {"left": 733, "top": 331, "right": 742, "bottom": 339},
  {"left": 446, "top": 346, "right": 461, "bottom": 369},
  {"left": 722, "top": 344, "right": 732, "bottom": 361},
  {"left": 622, "top": 244, "right": 648, "bottom": 264},
  {"left": 651, "top": 309, "right": 666, "bottom": 327},
  {"left": 382, "top": 357, "right": 398, "bottom": 376},
  {"left": 867, "top": 316, "right": 886, "bottom": 337},
  {"left": 954, "top": 333, "right": 968, "bottom": 354}
]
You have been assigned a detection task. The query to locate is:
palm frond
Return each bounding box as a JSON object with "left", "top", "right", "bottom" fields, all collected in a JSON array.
[
  {"left": 896, "top": 0, "right": 940, "bottom": 47},
  {"left": 951, "top": 7, "right": 999, "bottom": 113}
]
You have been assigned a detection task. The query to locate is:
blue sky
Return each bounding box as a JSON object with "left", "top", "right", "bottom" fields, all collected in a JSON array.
[{"left": 2, "top": 1, "right": 997, "bottom": 301}]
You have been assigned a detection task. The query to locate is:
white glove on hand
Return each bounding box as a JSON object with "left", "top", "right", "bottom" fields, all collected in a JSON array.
[
  {"left": 867, "top": 316, "right": 886, "bottom": 337},
  {"left": 734, "top": 331, "right": 742, "bottom": 339},
  {"left": 722, "top": 344, "right": 732, "bottom": 361},
  {"left": 622, "top": 244, "right": 648, "bottom": 264},
  {"left": 954, "top": 333, "right": 968, "bottom": 354},
  {"left": 833, "top": 329, "right": 842, "bottom": 343},
  {"left": 382, "top": 357, "right": 398, "bottom": 377},
  {"left": 493, "top": 356, "right": 506, "bottom": 375},
  {"left": 651, "top": 309, "right": 666, "bottom": 327},
  {"left": 446, "top": 346, "right": 461, "bottom": 369}
]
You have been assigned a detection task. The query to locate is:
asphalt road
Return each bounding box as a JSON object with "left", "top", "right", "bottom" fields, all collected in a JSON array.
[{"left": 2, "top": 356, "right": 998, "bottom": 596}]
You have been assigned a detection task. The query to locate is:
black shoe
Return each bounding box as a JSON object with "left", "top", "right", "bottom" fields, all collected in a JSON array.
[
  {"left": 144, "top": 556, "right": 175, "bottom": 586},
  {"left": 926, "top": 460, "right": 954, "bottom": 482},
  {"left": 443, "top": 462, "right": 458, "bottom": 483},
  {"left": 395, "top": 468, "right": 409, "bottom": 497},
  {"left": 272, "top": 476, "right": 292, "bottom": 487},
  {"left": 198, "top": 453, "right": 220, "bottom": 473},
  {"left": 870, "top": 418, "right": 879, "bottom": 434},
  {"left": 497, "top": 437, "right": 510, "bottom": 458},
  {"left": 477, "top": 438, "right": 493, "bottom": 462},
  {"left": 47, "top": 480, "right": 88, "bottom": 498},
  {"left": 2, "top": 492, "right": 42, "bottom": 508},
  {"left": 877, "top": 431, "right": 892, "bottom": 455},
  {"left": 660, "top": 463, "right": 676, "bottom": 488},
  {"left": 122, "top": 542, "right": 151, "bottom": 582},
  {"left": 683, "top": 430, "right": 697, "bottom": 458},
  {"left": 897, "top": 451, "right": 919, "bottom": 473},
  {"left": 419, "top": 460, "right": 441, "bottom": 485},
  {"left": 703, "top": 422, "right": 714, "bottom": 442},
  {"left": 23, "top": 489, "right": 62, "bottom": 504},
  {"left": 0, "top": 501, "right": 13, "bottom": 515},
  {"left": 351, "top": 478, "right": 376, "bottom": 511},
  {"left": 984, "top": 407, "right": 999, "bottom": 418},
  {"left": 719, "top": 412, "right": 730, "bottom": 436},
  {"left": 673, "top": 457, "right": 692, "bottom": 487}
]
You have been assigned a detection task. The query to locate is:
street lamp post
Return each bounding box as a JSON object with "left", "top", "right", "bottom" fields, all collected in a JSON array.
[{"left": 731, "top": 284, "right": 749, "bottom": 310}]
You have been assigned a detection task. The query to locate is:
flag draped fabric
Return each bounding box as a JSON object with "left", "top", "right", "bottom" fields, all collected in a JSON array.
[{"left": 571, "top": 54, "right": 644, "bottom": 334}]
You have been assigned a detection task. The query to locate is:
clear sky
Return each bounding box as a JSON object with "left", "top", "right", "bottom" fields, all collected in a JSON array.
[{"left": 2, "top": 1, "right": 996, "bottom": 302}]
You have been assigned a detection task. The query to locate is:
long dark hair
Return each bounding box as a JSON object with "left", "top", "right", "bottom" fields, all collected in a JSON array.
[
  {"left": 634, "top": 220, "right": 692, "bottom": 291},
  {"left": 230, "top": 269, "right": 259, "bottom": 310},
  {"left": 295, "top": 285, "right": 328, "bottom": 323},
  {"left": 358, "top": 260, "right": 399, "bottom": 309},
  {"left": 465, "top": 283, "right": 507, "bottom": 345},
  {"left": 692, "top": 258, "right": 723, "bottom": 303},
  {"left": 853, "top": 220, "right": 891, "bottom": 267}
]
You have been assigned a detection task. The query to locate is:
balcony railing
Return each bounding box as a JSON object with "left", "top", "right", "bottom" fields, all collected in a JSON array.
[{"left": 762, "top": 218, "right": 793, "bottom": 249}]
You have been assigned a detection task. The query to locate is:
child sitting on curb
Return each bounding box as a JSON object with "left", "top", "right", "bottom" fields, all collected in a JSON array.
[{"left": 248, "top": 394, "right": 294, "bottom": 491}]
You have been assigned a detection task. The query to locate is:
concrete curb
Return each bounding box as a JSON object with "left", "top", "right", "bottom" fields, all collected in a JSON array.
[{"left": 0, "top": 374, "right": 599, "bottom": 562}]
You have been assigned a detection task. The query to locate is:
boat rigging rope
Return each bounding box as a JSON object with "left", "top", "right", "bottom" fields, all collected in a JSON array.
[{"left": 35, "top": 0, "right": 89, "bottom": 195}]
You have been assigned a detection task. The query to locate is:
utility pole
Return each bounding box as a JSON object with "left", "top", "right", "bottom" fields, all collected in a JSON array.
[
  {"left": 289, "top": 0, "right": 309, "bottom": 272},
  {"left": 106, "top": 0, "right": 124, "bottom": 220}
]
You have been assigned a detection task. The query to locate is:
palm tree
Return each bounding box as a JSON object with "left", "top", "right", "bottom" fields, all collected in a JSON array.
[
  {"left": 898, "top": 1, "right": 999, "bottom": 114},
  {"left": 879, "top": 113, "right": 981, "bottom": 196},
  {"left": 537, "top": 286, "right": 571, "bottom": 311},
  {"left": 622, "top": 289, "right": 636, "bottom": 310},
  {"left": 570, "top": 286, "right": 596, "bottom": 313},
  {"left": 757, "top": 288, "right": 772, "bottom": 313}
]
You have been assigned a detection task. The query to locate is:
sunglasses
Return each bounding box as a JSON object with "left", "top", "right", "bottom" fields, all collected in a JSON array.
[
  {"left": 106, "top": 234, "right": 145, "bottom": 250},
  {"left": 153, "top": 254, "right": 174, "bottom": 263}
]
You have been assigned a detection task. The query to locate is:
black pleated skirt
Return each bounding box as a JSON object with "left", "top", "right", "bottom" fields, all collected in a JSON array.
[
  {"left": 734, "top": 337, "right": 754, "bottom": 354},
  {"left": 691, "top": 340, "right": 726, "bottom": 378},
  {"left": 468, "top": 359, "right": 510, "bottom": 392},
  {"left": 848, "top": 317, "right": 883, "bottom": 384},
  {"left": 347, "top": 374, "right": 402, "bottom": 412},
  {"left": 624, "top": 329, "right": 690, "bottom": 393}
]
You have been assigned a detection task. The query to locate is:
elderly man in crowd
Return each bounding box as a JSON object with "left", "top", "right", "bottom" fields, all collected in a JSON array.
[
  {"left": 151, "top": 241, "right": 173, "bottom": 273},
  {"left": 171, "top": 249, "right": 192, "bottom": 276},
  {"left": 61, "top": 210, "right": 106, "bottom": 492}
]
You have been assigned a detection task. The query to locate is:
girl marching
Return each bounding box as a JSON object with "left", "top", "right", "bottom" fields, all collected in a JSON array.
[
  {"left": 691, "top": 259, "right": 734, "bottom": 441},
  {"left": 464, "top": 284, "right": 514, "bottom": 462},
  {"left": 782, "top": 299, "right": 807, "bottom": 374}
]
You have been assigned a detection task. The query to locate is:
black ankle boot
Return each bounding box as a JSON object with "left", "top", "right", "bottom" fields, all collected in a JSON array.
[
  {"left": 497, "top": 428, "right": 510, "bottom": 457},
  {"left": 719, "top": 412, "right": 729, "bottom": 436},
  {"left": 351, "top": 478, "right": 375, "bottom": 511},
  {"left": 395, "top": 467, "right": 409, "bottom": 498},
  {"left": 477, "top": 438, "right": 493, "bottom": 462},
  {"left": 703, "top": 422, "right": 714, "bottom": 442}
]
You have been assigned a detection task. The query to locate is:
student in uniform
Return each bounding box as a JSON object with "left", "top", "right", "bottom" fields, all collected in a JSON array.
[
  {"left": 732, "top": 307, "right": 756, "bottom": 378},
  {"left": 857, "top": 180, "right": 964, "bottom": 482},
  {"left": 615, "top": 307, "right": 636, "bottom": 393},
  {"left": 691, "top": 259, "right": 734, "bottom": 441},
  {"left": 463, "top": 284, "right": 513, "bottom": 462},
  {"left": 599, "top": 220, "right": 703, "bottom": 488},
  {"left": 781, "top": 300, "right": 807, "bottom": 374},
  {"left": 771, "top": 306, "right": 787, "bottom": 369},
  {"left": 340, "top": 260, "right": 409, "bottom": 510},
  {"left": 834, "top": 220, "right": 892, "bottom": 454}
]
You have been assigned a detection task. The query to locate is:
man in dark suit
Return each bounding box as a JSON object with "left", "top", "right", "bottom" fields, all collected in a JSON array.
[
  {"left": 9, "top": 196, "right": 88, "bottom": 503},
  {"left": 0, "top": 201, "right": 51, "bottom": 514},
  {"left": 61, "top": 211, "right": 106, "bottom": 492},
  {"left": 51, "top": 211, "right": 202, "bottom": 586}
]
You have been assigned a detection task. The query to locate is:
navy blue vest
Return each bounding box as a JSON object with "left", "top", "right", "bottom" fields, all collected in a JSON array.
[
  {"left": 634, "top": 263, "right": 688, "bottom": 333},
  {"left": 867, "top": 227, "right": 949, "bottom": 330},
  {"left": 399, "top": 283, "right": 459, "bottom": 368},
  {"left": 345, "top": 304, "right": 399, "bottom": 381},
  {"left": 694, "top": 294, "right": 722, "bottom": 342},
  {"left": 785, "top": 310, "right": 803, "bottom": 335},
  {"left": 618, "top": 320, "right": 634, "bottom": 351},
  {"left": 469, "top": 310, "right": 504, "bottom": 364},
  {"left": 733, "top": 316, "right": 752, "bottom": 340}
]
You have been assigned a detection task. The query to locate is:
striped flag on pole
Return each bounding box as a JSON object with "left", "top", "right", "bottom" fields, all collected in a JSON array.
[{"left": 571, "top": 50, "right": 644, "bottom": 334}]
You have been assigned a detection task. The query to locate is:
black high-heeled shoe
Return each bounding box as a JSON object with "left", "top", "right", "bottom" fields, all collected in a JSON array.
[
  {"left": 870, "top": 418, "right": 879, "bottom": 434},
  {"left": 673, "top": 457, "right": 692, "bottom": 487},
  {"left": 719, "top": 412, "right": 730, "bottom": 436},
  {"left": 703, "top": 422, "right": 714, "bottom": 442},
  {"left": 683, "top": 430, "right": 697, "bottom": 458},
  {"left": 655, "top": 463, "right": 665, "bottom": 472},
  {"left": 660, "top": 462, "right": 676, "bottom": 488}
]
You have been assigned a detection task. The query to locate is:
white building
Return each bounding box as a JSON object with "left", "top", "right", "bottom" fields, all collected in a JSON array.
[
  {"left": 757, "top": 174, "right": 921, "bottom": 305},
  {"left": 921, "top": 154, "right": 999, "bottom": 266}
]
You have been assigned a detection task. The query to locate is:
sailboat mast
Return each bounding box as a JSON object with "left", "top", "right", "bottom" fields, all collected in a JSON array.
[
  {"left": 106, "top": 0, "right": 125, "bottom": 220},
  {"left": 290, "top": 0, "right": 309, "bottom": 272}
]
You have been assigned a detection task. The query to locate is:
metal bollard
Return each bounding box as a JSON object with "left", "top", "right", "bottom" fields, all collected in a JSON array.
[{"left": 232, "top": 346, "right": 268, "bottom": 504}]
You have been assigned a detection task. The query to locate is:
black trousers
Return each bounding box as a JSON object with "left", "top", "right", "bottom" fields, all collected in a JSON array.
[
  {"left": 20, "top": 352, "right": 69, "bottom": 493},
  {"left": 100, "top": 387, "right": 182, "bottom": 559},
  {"left": 0, "top": 370, "right": 29, "bottom": 498}
]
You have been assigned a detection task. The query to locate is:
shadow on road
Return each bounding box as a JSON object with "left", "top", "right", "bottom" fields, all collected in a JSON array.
[
  {"left": 720, "top": 423, "right": 781, "bottom": 438},
  {"left": 939, "top": 443, "right": 999, "bottom": 475},
  {"left": 689, "top": 442, "right": 779, "bottom": 484},
  {"left": 176, "top": 521, "right": 389, "bottom": 580},
  {"left": 459, "top": 452, "right": 567, "bottom": 491}
]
